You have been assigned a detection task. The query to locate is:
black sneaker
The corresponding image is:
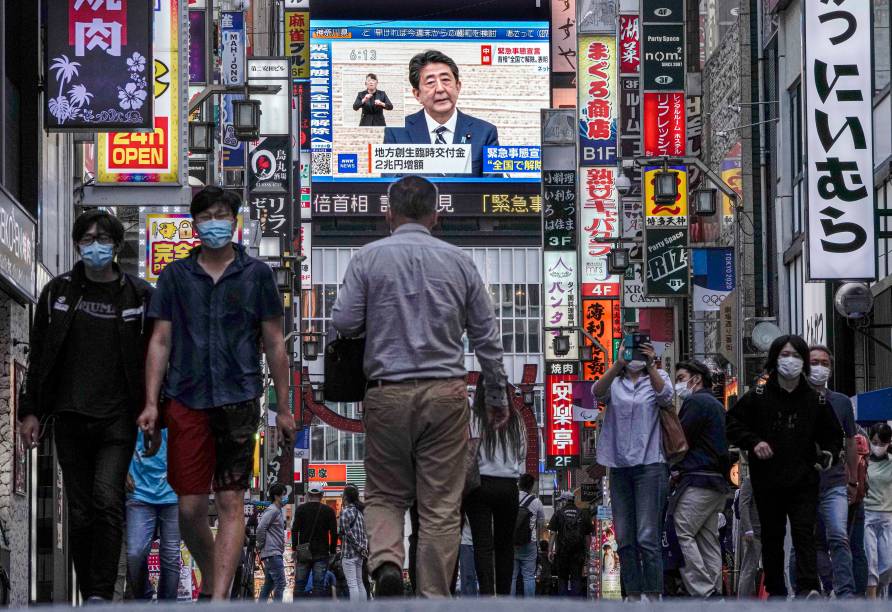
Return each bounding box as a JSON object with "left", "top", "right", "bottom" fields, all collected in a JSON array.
[{"left": 374, "top": 562, "right": 404, "bottom": 598}]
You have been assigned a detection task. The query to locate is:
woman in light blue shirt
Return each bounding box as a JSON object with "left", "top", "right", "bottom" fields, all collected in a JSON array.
[{"left": 592, "top": 342, "right": 673, "bottom": 601}]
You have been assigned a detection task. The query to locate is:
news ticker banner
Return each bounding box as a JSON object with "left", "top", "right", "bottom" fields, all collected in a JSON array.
[
  {"left": 97, "top": 0, "right": 181, "bottom": 184},
  {"left": 310, "top": 180, "right": 542, "bottom": 216}
]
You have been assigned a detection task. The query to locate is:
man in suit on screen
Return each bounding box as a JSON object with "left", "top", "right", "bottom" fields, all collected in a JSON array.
[{"left": 384, "top": 50, "right": 499, "bottom": 176}]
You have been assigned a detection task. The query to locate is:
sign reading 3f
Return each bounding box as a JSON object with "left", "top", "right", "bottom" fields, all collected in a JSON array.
[{"left": 804, "top": 0, "right": 875, "bottom": 280}]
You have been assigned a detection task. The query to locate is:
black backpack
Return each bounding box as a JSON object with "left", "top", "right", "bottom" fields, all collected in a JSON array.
[
  {"left": 557, "top": 506, "right": 584, "bottom": 553},
  {"left": 513, "top": 494, "right": 536, "bottom": 546}
]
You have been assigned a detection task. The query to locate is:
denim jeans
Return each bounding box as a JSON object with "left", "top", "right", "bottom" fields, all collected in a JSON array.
[
  {"left": 459, "top": 544, "right": 478, "bottom": 596},
  {"left": 259, "top": 555, "right": 286, "bottom": 601},
  {"left": 54, "top": 412, "right": 137, "bottom": 600},
  {"left": 294, "top": 558, "right": 329, "bottom": 598},
  {"left": 849, "top": 503, "right": 867, "bottom": 595},
  {"left": 609, "top": 463, "right": 668, "bottom": 596},
  {"left": 864, "top": 510, "right": 892, "bottom": 588},
  {"left": 125, "top": 500, "right": 180, "bottom": 600},
  {"left": 818, "top": 485, "right": 855, "bottom": 596},
  {"left": 342, "top": 556, "right": 367, "bottom": 601},
  {"left": 511, "top": 541, "right": 537, "bottom": 597}
]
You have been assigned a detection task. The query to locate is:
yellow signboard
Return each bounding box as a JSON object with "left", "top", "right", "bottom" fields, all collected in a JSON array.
[
  {"left": 285, "top": 11, "right": 309, "bottom": 80},
  {"left": 643, "top": 166, "right": 688, "bottom": 227}
]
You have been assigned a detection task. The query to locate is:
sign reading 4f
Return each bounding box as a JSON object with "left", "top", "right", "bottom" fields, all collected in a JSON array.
[{"left": 805, "top": 0, "right": 875, "bottom": 280}]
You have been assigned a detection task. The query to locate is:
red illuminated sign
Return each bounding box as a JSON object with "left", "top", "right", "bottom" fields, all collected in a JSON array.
[
  {"left": 619, "top": 15, "right": 640, "bottom": 74},
  {"left": 546, "top": 362, "right": 579, "bottom": 468},
  {"left": 643, "top": 92, "right": 686, "bottom": 157}
]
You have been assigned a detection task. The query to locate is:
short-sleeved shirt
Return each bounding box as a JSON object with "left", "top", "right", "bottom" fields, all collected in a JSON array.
[
  {"left": 148, "top": 244, "right": 283, "bottom": 410},
  {"left": 820, "top": 389, "right": 857, "bottom": 491}
]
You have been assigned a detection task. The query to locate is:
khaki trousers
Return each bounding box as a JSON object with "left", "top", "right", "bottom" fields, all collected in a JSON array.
[
  {"left": 363, "top": 378, "right": 468, "bottom": 597},
  {"left": 673, "top": 486, "right": 727, "bottom": 597}
]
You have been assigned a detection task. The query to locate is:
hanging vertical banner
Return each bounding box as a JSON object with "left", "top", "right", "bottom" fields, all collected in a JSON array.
[
  {"left": 804, "top": 0, "right": 875, "bottom": 280},
  {"left": 619, "top": 15, "right": 641, "bottom": 75},
  {"left": 643, "top": 92, "right": 685, "bottom": 157},
  {"left": 578, "top": 36, "right": 618, "bottom": 166},
  {"left": 299, "top": 222, "right": 312, "bottom": 286},
  {"left": 544, "top": 251, "right": 579, "bottom": 361},
  {"left": 546, "top": 362, "right": 580, "bottom": 469},
  {"left": 284, "top": 11, "right": 310, "bottom": 80},
  {"left": 644, "top": 165, "right": 688, "bottom": 226},
  {"left": 641, "top": 23, "right": 685, "bottom": 90},
  {"left": 188, "top": 10, "right": 207, "bottom": 84},
  {"left": 579, "top": 167, "right": 621, "bottom": 298},
  {"left": 552, "top": 0, "right": 577, "bottom": 73},
  {"left": 644, "top": 228, "right": 688, "bottom": 295},
  {"left": 543, "top": 170, "right": 578, "bottom": 250},
  {"left": 221, "top": 11, "right": 246, "bottom": 169},
  {"left": 97, "top": 0, "right": 180, "bottom": 183},
  {"left": 581, "top": 299, "right": 619, "bottom": 382},
  {"left": 692, "top": 247, "right": 735, "bottom": 311},
  {"left": 45, "top": 0, "right": 154, "bottom": 131}
]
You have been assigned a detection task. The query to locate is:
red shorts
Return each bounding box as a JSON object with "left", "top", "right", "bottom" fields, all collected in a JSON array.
[{"left": 164, "top": 397, "right": 260, "bottom": 495}]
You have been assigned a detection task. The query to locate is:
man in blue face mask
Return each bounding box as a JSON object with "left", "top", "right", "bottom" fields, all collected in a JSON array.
[
  {"left": 138, "top": 187, "right": 296, "bottom": 601},
  {"left": 18, "top": 210, "right": 154, "bottom": 603}
]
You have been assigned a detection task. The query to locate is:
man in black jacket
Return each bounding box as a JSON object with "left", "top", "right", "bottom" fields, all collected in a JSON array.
[
  {"left": 353, "top": 74, "right": 393, "bottom": 127},
  {"left": 727, "top": 334, "right": 844, "bottom": 599},
  {"left": 19, "top": 210, "right": 153, "bottom": 603},
  {"left": 292, "top": 485, "right": 338, "bottom": 598},
  {"left": 671, "top": 360, "right": 729, "bottom": 598}
]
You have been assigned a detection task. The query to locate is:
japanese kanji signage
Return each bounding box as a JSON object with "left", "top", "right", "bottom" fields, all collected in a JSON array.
[
  {"left": 142, "top": 212, "right": 245, "bottom": 283},
  {"left": 644, "top": 166, "right": 688, "bottom": 226},
  {"left": 551, "top": 0, "right": 577, "bottom": 73},
  {"left": 804, "top": 0, "right": 875, "bottom": 280},
  {"left": 577, "top": 0, "right": 617, "bottom": 34},
  {"left": 221, "top": 11, "right": 246, "bottom": 170},
  {"left": 546, "top": 362, "right": 580, "bottom": 469},
  {"left": 249, "top": 195, "right": 291, "bottom": 239},
  {"left": 643, "top": 92, "right": 685, "bottom": 157},
  {"left": 46, "top": 0, "right": 153, "bottom": 131},
  {"left": 578, "top": 36, "right": 618, "bottom": 166},
  {"left": 581, "top": 299, "right": 621, "bottom": 381},
  {"left": 97, "top": 0, "right": 180, "bottom": 183},
  {"left": 544, "top": 251, "right": 579, "bottom": 361},
  {"left": 284, "top": 11, "right": 309, "bottom": 80},
  {"left": 644, "top": 228, "right": 688, "bottom": 296},
  {"left": 249, "top": 137, "right": 290, "bottom": 193},
  {"left": 298, "top": 222, "right": 311, "bottom": 286},
  {"left": 544, "top": 171, "right": 577, "bottom": 250},
  {"left": 619, "top": 15, "right": 640, "bottom": 75},
  {"left": 579, "top": 168, "right": 621, "bottom": 298}
]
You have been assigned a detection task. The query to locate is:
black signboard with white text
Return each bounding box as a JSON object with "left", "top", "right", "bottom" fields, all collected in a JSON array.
[
  {"left": 642, "top": 23, "right": 685, "bottom": 90},
  {"left": 644, "top": 227, "right": 688, "bottom": 296},
  {"left": 641, "top": 0, "right": 685, "bottom": 23},
  {"left": 45, "top": 0, "right": 153, "bottom": 131},
  {"left": 543, "top": 170, "right": 577, "bottom": 250},
  {"left": 249, "top": 136, "right": 290, "bottom": 193}
]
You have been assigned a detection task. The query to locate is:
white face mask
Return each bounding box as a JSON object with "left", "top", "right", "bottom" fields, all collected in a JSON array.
[
  {"left": 674, "top": 381, "right": 692, "bottom": 400},
  {"left": 872, "top": 444, "right": 889, "bottom": 457},
  {"left": 627, "top": 360, "right": 646, "bottom": 373},
  {"left": 777, "top": 355, "right": 804, "bottom": 380},
  {"left": 808, "top": 364, "right": 831, "bottom": 386}
]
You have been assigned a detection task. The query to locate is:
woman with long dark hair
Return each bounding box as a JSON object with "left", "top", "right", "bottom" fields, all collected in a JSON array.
[
  {"left": 465, "top": 382, "right": 526, "bottom": 595},
  {"left": 339, "top": 483, "right": 369, "bottom": 601}
]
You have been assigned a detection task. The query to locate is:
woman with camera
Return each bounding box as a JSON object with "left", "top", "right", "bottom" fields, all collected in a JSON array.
[{"left": 592, "top": 338, "right": 673, "bottom": 601}]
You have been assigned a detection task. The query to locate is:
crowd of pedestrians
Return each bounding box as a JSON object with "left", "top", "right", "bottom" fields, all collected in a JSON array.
[{"left": 16, "top": 177, "right": 892, "bottom": 603}]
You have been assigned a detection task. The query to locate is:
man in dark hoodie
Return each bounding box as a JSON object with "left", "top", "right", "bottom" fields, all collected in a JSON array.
[
  {"left": 19, "top": 210, "right": 153, "bottom": 603},
  {"left": 726, "top": 334, "right": 844, "bottom": 599},
  {"left": 671, "top": 360, "right": 729, "bottom": 598}
]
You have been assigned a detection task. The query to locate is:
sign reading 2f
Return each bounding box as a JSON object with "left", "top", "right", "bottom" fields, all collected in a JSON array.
[{"left": 804, "top": 0, "right": 875, "bottom": 280}]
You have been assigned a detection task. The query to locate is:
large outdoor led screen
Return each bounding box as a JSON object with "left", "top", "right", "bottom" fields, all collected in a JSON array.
[{"left": 309, "top": 20, "right": 550, "bottom": 184}]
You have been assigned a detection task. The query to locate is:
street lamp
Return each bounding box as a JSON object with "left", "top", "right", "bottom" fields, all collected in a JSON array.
[
  {"left": 694, "top": 188, "right": 717, "bottom": 216},
  {"left": 522, "top": 389, "right": 535, "bottom": 407},
  {"left": 303, "top": 336, "right": 320, "bottom": 361},
  {"left": 188, "top": 121, "right": 215, "bottom": 154},
  {"left": 607, "top": 248, "right": 630, "bottom": 274},
  {"left": 654, "top": 160, "right": 679, "bottom": 205},
  {"left": 552, "top": 333, "right": 571, "bottom": 357},
  {"left": 233, "top": 98, "right": 262, "bottom": 141},
  {"left": 274, "top": 266, "right": 292, "bottom": 293},
  {"left": 312, "top": 385, "right": 325, "bottom": 404}
]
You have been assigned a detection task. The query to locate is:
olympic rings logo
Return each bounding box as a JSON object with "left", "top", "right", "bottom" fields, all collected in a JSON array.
[{"left": 701, "top": 294, "right": 726, "bottom": 306}]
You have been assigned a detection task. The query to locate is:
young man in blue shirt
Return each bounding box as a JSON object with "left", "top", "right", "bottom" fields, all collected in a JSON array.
[
  {"left": 138, "top": 187, "right": 296, "bottom": 601},
  {"left": 126, "top": 430, "right": 180, "bottom": 601}
]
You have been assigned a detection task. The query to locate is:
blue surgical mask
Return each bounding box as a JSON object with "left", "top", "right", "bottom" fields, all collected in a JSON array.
[
  {"left": 80, "top": 242, "right": 115, "bottom": 270},
  {"left": 197, "top": 220, "right": 233, "bottom": 249}
]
